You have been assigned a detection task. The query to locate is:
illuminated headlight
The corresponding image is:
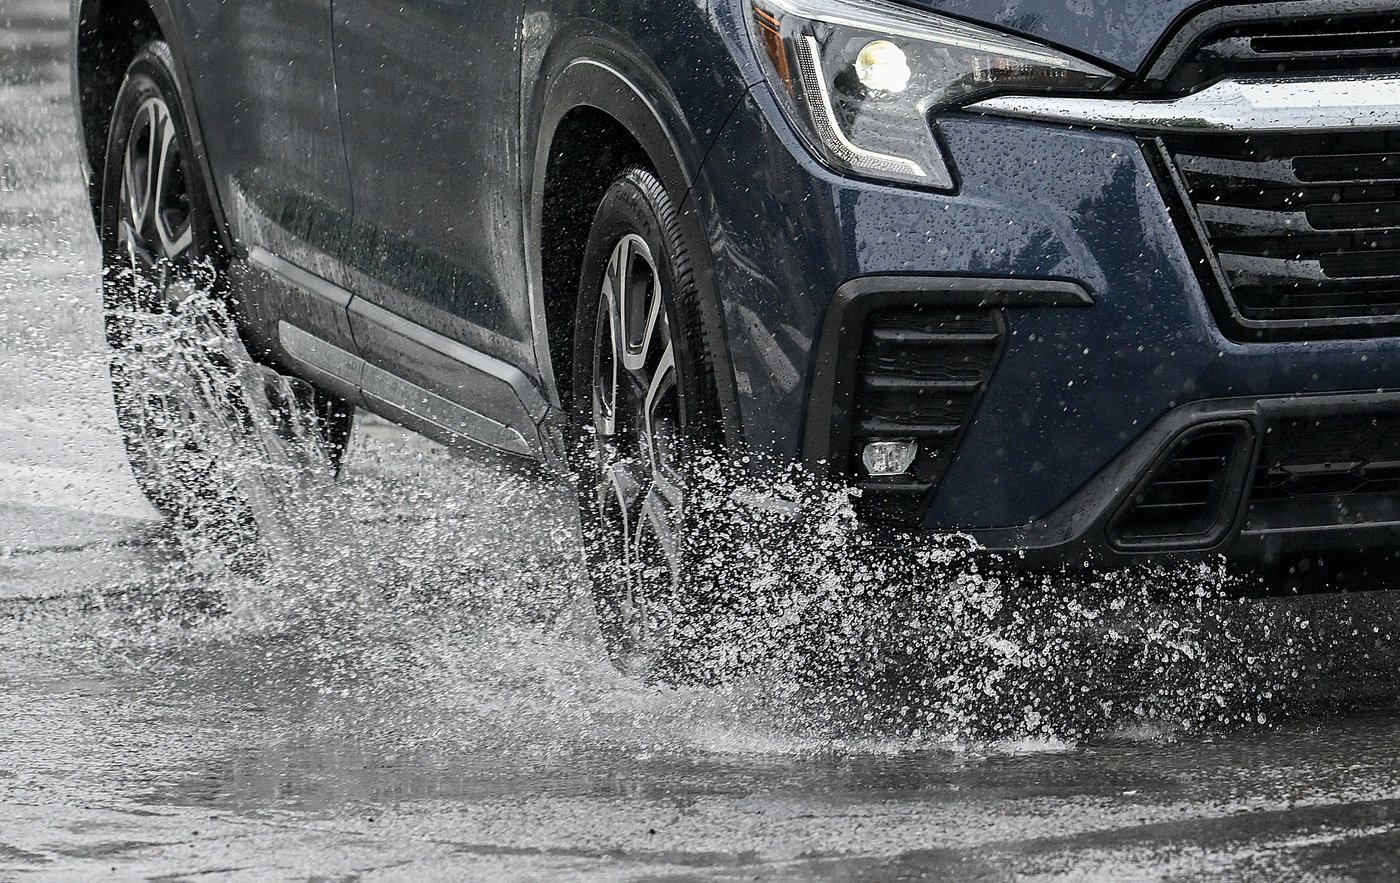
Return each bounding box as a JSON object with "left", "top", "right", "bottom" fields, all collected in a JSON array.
[
  {"left": 856, "top": 40, "right": 911, "bottom": 94},
  {"left": 750, "top": 0, "right": 1120, "bottom": 189}
]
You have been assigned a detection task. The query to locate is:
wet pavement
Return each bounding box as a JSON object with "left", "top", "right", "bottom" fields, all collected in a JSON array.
[{"left": 9, "top": 0, "right": 1400, "bottom": 878}]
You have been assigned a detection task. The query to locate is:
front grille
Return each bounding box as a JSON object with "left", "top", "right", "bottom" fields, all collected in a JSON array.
[
  {"left": 1159, "top": 129, "right": 1400, "bottom": 340},
  {"left": 1145, "top": 4, "right": 1400, "bottom": 340},
  {"left": 850, "top": 306, "right": 1002, "bottom": 525},
  {"left": 1110, "top": 423, "right": 1252, "bottom": 549},
  {"left": 1156, "top": 10, "right": 1400, "bottom": 93}
]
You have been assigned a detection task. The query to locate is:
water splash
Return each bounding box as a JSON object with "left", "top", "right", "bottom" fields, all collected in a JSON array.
[
  {"left": 54, "top": 292, "right": 1313, "bottom": 750},
  {"left": 637, "top": 457, "right": 1301, "bottom": 742}
]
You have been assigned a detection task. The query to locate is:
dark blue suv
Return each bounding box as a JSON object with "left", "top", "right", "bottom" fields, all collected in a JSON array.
[{"left": 74, "top": 0, "right": 1400, "bottom": 656}]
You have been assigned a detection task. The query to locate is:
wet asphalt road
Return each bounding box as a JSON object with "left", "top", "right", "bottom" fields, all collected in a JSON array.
[{"left": 10, "top": 0, "right": 1400, "bottom": 879}]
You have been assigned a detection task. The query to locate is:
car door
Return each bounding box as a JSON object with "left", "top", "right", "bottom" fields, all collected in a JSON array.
[
  {"left": 181, "top": 0, "right": 359, "bottom": 355},
  {"left": 332, "top": 0, "right": 541, "bottom": 452}
]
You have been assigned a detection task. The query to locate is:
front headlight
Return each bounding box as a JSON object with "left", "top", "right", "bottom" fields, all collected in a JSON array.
[{"left": 749, "top": 0, "right": 1121, "bottom": 189}]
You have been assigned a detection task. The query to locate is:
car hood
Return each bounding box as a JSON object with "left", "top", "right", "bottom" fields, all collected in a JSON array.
[{"left": 896, "top": 0, "right": 1208, "bottom": 73}]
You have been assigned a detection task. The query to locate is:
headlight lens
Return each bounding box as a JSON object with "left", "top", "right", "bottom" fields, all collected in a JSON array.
[{"left": 750, "top": 0, "right": 1121, "bottom": 189}]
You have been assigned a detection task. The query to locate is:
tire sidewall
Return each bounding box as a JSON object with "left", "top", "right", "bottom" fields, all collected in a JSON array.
[
  {"left": 570, "top": 168, "right": 724, "bottom": 667},
  {"left": 99, "top": 41, "right": 222, "bottom": 302}
]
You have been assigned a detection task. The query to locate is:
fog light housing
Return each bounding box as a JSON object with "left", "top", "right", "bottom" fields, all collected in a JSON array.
[{"left": 861, "top": 439, "right": 918, "bottom": 476}]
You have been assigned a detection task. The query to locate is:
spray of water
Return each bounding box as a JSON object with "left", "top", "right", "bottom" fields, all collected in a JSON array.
[
  {"left": 55, "top": 291, "right": 1315, "bottom": 750},
  {"left": 632, "top": 457, "right": 1301, "bottom": 742}
]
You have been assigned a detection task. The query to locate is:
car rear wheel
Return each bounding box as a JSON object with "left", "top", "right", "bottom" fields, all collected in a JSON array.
[
  {"left": 98, "top": 41, "right": 352, "bottom": 545},
  {"left": 570, "top": 168, "right": 724, "bottom": 678}
]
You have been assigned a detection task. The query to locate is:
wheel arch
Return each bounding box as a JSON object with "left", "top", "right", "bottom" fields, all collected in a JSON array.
[
  {"left": 528, "top": 52, "right": 743, "bottom": 447},
  {"left": 72, "top": 0, "right": 233, "bottom": 254}
]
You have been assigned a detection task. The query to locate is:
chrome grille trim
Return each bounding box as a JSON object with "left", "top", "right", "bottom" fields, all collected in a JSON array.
[{"left": 965, "top": 75, "right": 1400, "bottom": 133}]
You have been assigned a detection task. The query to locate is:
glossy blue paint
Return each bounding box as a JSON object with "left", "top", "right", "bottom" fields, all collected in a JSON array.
[
  {"left": 335, "top": 0, "right": 533, "bottom": 370},
  {"left": 694, "top": 88, "right": 1400, "bottom": 529}
]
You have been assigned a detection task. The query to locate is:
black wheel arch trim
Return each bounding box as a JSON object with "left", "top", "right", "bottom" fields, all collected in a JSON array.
[
  {"left": 526, "top": 42, "right": 747, "bottom": 451},
  {"left": 72, "top": 0, "right": 236, "bottom": 258}
]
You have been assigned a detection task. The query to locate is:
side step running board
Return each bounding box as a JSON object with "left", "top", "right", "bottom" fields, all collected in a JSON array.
[{"left": 249, "top": 247, "right": 550, "bottom": 461}]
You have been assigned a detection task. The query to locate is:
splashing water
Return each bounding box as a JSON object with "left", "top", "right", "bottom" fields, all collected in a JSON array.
[
  {"left": 43, "top": 291, "right": 1317, "bottom": 752},
  {"left": 642, "top": 458, "right": 1302, "bottom": 742}
]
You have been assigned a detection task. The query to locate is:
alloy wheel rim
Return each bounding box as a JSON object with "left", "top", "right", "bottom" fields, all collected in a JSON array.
[
  {"left": 591, "top": 233, "right": 686, "bottom": 660},
  {"left": 112, "top": 94, "right": 215, "bottom": 493},
  {"left": 117, "top": 96, "right": 196, "bottom": 301}
]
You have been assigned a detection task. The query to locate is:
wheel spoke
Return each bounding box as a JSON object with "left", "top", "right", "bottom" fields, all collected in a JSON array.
[
  {"left": 613, "top": 234, "right": 632, "bottom": 297},
  {"left": 119, "top": 218, "right": 141, "bottom": 267},
  {"left": 600, "top": 458, "right": 644, "bottom": 526},
  {"left": 134, "top": 101, "right": 158, "bottom": 237},
  {"left": 595, "top": 258, "right": 623, "bottom": 438},
  {"left": 122, "top": 112, "right": 146, "bottom": 237},
  {"left": 598, "top": 455, "right": 648, "bottom": 589},
  {"left": 152, "top": 108, "right": 191, "bottom": 261},
  {"left": 143, "top": 103, "right": 159, "bottom": 227},
  {"left": 641, "top": 338, "right": 676, "bottom": 471},
  {"left": 162, "top": 222, "right": 194, "bottom": 262},
  {"left": 633, "top": 263, "right": 662, "bottom": 373},
  {"left": 617, "top": 234, "right": 661, "bottom": 373},
  {"left": 589, "top": 227, "right": 692, "bottom": 661},
  {"left": 638, "top": 477, "right": 682, "bottom": 574}
]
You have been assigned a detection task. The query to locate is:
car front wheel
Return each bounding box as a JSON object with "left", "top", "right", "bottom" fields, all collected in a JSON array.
[{"left": 570, "top": 167, "right": 725, "bottom": 678}]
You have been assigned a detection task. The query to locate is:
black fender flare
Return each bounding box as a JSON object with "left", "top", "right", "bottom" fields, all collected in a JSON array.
[
  {"left": 73, "top": 0, "right": 235, "bottom": 256},
  {"left": 526, "top": 37, "right": 744, "bottom": 447}
]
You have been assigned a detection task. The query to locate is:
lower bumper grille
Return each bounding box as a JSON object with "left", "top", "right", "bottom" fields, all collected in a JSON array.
[
  {"left": 805, "top": 277, "right": 1089, "bottom": 529},
  {"left": 1158, "top": 129, "right": 1400, "bottom": 340},
  {"left": 1246, "top": 409, "right": 1400, "bottom": 531},
  {"left": 852, "top": 305, "right": 1002, "bottom": 525},
  {"left": 1110, "top": 422, "right": 1254, "bottom": 550}
]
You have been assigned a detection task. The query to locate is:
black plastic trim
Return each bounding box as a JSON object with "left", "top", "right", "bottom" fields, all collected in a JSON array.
[
  {"left": 1140, "top": 0, "right": 1400, "bottom": 90},
  {"left": 803, "top": 275, "right": 1094, "bottom": 523},
  {"left": 958, "top": 389, "right": 1400, "bottom": 567},
  {"left": 1145, "top": 134, "right": 1400, "bottom": 342},
  {"left": 1107, "top": 419, "right": 1257, "bottom": 552}
]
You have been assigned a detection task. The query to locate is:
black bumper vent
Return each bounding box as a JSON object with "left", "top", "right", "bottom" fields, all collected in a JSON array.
[
  {"left": 851, "top": 306, "right": 1002, "bottom": 525},
  {"left": 1159, "top": 129, "right": 1400, "bottom": 340},
  {"left": 1110, "top": 422, "right": 1254, "bottom": 550},
  {"left": 805, "top": 277, "right": 1090, "bottom": 529},
  {"left": 1246, "top": 409, "right": 1400, "bottom": 531}
]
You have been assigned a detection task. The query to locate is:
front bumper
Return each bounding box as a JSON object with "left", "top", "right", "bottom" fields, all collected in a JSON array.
[
  {"left": 692, "top": 82, "right": 1400, "bottom": 563},
  {"left": 965, "top": 390, "right": 1400, "bottom": 567}
]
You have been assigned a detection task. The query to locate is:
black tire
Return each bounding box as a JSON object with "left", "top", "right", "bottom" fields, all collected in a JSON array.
[
  {"left": 98, "top": 42, "right": 353, "bottom": 538},
  {"left": 570, "top": 168, "right": 724, "bottom": 678}
]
